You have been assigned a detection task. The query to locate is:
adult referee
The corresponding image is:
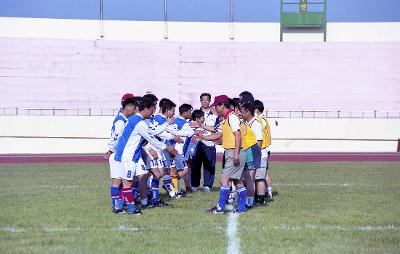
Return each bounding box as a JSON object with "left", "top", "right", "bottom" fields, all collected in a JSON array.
[{"left": 191, "top": 93, "right": 220, "bottom": 192}]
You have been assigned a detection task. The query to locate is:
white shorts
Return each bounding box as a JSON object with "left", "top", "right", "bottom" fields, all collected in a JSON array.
[
  {"left": 123, "top": 158, "right": 147, "bottom": 180},
  {"left": 109, "top": 153, "right": 125, "bottom": 179},
  {"left": 143, "top": 144, "right": 165, "bottom": 169}
]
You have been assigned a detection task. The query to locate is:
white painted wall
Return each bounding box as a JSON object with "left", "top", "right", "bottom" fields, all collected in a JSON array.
[
  {"left": 1, "top": 18, "right": 400, "bottom": 42},
  {"left": 0, "top": 116, "right": 399, "bottom": 154}
]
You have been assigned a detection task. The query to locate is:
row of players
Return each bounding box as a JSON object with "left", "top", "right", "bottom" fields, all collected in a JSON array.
[{"left": 104, "top": 92, "right": 271, "bottom": 214}]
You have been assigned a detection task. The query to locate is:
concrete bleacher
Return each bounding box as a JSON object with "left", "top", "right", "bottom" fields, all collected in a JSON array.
[{"left": 0, "top": 37, "right": 399, "bottom": 111}]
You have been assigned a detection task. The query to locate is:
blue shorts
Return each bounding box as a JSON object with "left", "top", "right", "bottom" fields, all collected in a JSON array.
[{"left": 244, "top": 144, "right": 262, "bottom": 170}]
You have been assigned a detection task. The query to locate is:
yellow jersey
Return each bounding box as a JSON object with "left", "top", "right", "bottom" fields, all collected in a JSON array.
[{"left": 258, "top": 114, "right": 271, "bottom": 149}]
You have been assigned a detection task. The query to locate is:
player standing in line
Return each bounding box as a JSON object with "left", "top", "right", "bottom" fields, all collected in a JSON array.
[
  {"left": 114, "top": 96, "right": 177, "bottom": 215},
  {"left": 253, "top": 99, "right": 273, "bottom": 202},
  {"left": 168, "top": 103, "right": 194, "bottom": 196},
  {"left": 240, "top": 102, "right": 263, "bottom": 208},
  {"left": 104, "top": 93, "right": 137, "bottom": 213}
]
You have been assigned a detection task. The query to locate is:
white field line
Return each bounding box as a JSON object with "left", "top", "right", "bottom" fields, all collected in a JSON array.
[
  {"left": 38, "top": 185, "right": 79, "bottom": 189},
  {"left": 2, "top": 224, "right": 398, "bottom": 234},
  {"left": 113, "top": 225, "right": 140, "bottom": 231},
  {"left": 226, "top": 212, "right": 241, "bottom": 254},
  {"left": 273, "top": 224, "right": 400, "bottom": 232},
  {"left": 44, "top": 227, "right": 81, "bottom": 232},
  {"left": 275, "top": 182, "right": 354, "bottom": 187},
  {"left": 1, "top": 226, "right": 26, "bottom": 233}
]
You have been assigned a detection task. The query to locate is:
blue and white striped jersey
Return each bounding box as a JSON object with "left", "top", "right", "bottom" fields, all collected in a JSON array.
[
  {"left": 107, "top": 111, "right": 128, "bottom": 152},
  {"left": 114, "top": 113, "right": 166, "bottom": 162}
]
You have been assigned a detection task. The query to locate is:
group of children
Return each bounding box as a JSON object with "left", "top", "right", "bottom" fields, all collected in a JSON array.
[{"left": 105, "top": 91, "right": 272, "bottom": 215}]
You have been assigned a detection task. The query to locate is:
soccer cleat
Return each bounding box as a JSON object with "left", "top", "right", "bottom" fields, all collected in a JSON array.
[
  {"left": 163, "top": 184, "right": 176, "bottom": 198},
  {"left": 153, "top": 199, "right": 169, "bottom": 207},
  {"left": 112, "top": 208, "right": 124, "bottom": 214},
  {"left": 191, "top": 187, "right": 199, "bottom": 192},
  {"left": 175, "top": 191, "right": 187, "bottom": 199},
  {"left": 266, "top": 193, "right": 274, "bottom": 202},
  {"left": 127, "top": 208, "right": 143, "bottom": 215},
  {"left": 203, "top": 186, "right": 211, "bottom": 193},
  {"left": 141, "top": 203, "right": 155, "bottom": 209},
  {"left": 207, "top": 205, "right": 224, "bottom": 214},
  {"left": 254, "top": 197, "right": 267, "bottom": 206}
]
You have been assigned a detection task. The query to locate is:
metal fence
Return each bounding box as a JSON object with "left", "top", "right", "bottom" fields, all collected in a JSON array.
[{"left": 1, "top": 107, "right": 399, "bottom": 118}]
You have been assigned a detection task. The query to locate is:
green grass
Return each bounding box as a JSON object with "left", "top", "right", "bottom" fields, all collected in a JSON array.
[{"left": 0, "top": 161, "right": 399, "bottom": 253}]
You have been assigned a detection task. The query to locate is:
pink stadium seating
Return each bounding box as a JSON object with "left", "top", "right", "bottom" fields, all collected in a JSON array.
[{"left": 0, "top": 37, "right": 399, "bottom": 111}]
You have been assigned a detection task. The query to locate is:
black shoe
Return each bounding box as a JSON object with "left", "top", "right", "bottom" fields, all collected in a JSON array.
[
  {"left": 153, "top": 199, "right": 169, "bottom": 207},
  {"left": 127, "top": 208, "right": 143, "bottom": 215},
  {"left": 207, "top": 206, "right": 224, "bottom": 214},
  {"left": 266, "top": 193, "right": 274, "bottom": 202},
  {"left": 112, "top": 208, "right": 124, "bottom": 214},
  {"left": 141, "top": 203, "right": 155, "bottom": 209},
  {"left": 175, "top": 191, "right": 187, "bottom": 198},
  {"left": 255, "top": 196, "right": 267, "bottom": 206}
]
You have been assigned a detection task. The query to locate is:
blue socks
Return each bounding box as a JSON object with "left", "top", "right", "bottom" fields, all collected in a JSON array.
[
  {"left": 237, "top": 187, "right": 247, "bottom": 212},
  {"left": 218, "top": 185, "right": 231, "bottom": 211},
  {"left": 132, "top": 181, "right": 139, "bottom": 201},
  {"left": 151, "top": 179, "right": 160, "bottom": 205},
  {"left": 110, "top": 186, "right": 122, "bottom": 210}
]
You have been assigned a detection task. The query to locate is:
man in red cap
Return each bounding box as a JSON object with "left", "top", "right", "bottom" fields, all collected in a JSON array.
[
  {"left": 198, "top": 95, "right": 248, "bottom": 213},
  {"left": 121, "top": 93, "right": 134, "bottom": 102}
]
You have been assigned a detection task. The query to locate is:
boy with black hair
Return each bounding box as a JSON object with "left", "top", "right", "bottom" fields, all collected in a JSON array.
[
  {"left": 240, "top": 102, "right": 263, "bottom": 208},
  {"left": 253, "top": 100, "right": 273, "bottom": 202},
  {"left": 141, "top": 97, "right": 178, "bottom": 207},
  {"left": 167, "top": 103, "right": 194, "bottom": 196},
  {"left": 105, "top": 93, "right": 138, "bottom": 213}
]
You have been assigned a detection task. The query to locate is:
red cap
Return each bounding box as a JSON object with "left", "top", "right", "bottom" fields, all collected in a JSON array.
[
  {"left": 210, "top": 95, "right": 229, "bottom": 107},
  {"left": 121, "top": 93, "right": 134, "bottom": 102}
]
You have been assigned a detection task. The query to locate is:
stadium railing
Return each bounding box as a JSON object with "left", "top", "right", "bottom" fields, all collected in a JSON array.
[{"left": 0, "top": 107, "right": 399, "bottom": 119}]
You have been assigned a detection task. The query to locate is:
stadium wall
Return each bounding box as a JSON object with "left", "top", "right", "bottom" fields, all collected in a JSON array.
[
  {"left": 0, "top": 116, "right": 399, "bottom": 154},
  {"left": 1, "top": 37, "right": 399, "bottom": 111}
]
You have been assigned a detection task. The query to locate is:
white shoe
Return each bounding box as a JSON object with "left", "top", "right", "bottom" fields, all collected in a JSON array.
[
  {"left": 203, "top": 186, "right": 211, "bottom": 193},
  {"left": 191, "top": 187, "right": 198, "bottom": 192},
  {"left": 163, "top": 184, "right": 176, "bottom": 198}
]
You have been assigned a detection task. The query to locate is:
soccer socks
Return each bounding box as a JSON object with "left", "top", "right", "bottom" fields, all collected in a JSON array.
[
  {"left": 162, "top": 175, "right": 175, "bottom": 197},
  {"left": 266, "top": 187, "right": 272, "bottom": 197},
  {"left": 218, "top": 185, "right": 231, "bottom": 211},
  {"left": 162, "top": 175, "right": 172, "bottom": 189},
  {"left": 122, "top": 187, "right": 136, "bottom": 212},
  {"left": 151, "top": 179, "right": 160, "bottom": 205},
  {"left": 132, "top": 181, "right": 139, "bottom": 201},
  {"left": 111, "top": 186, "right": 122, "bottom": 210},
  {"left": 172, "top": 175, "right": 179, "bottom": 193},
  {"left": 246, "top": 196, "right": 254, "bottom": 207},
  {"left": 237, "top": 187, "right": 247, "bottom": 212},
  {"left": 141, "top": 198, "right": 148, "bottom": 206}
]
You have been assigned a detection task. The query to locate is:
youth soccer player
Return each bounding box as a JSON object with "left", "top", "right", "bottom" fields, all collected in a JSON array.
[
  {"left": 253, "top": 99, "right": 273, "bottom": 202},
  {"left": 104, "top": 93, "right": 137, "bottom": 213},
  {"left": 240, "top": 102, "right": 263, "bottom": 208}
]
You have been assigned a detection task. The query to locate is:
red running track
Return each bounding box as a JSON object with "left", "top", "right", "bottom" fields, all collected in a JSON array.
[{"left": 0, "top": 153, "right": 399, "bottom": 164}]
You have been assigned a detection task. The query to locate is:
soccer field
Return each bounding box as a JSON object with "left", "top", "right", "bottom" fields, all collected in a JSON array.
[{"left": 1, "top": 161, "right": 399, "bottom": 254}]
